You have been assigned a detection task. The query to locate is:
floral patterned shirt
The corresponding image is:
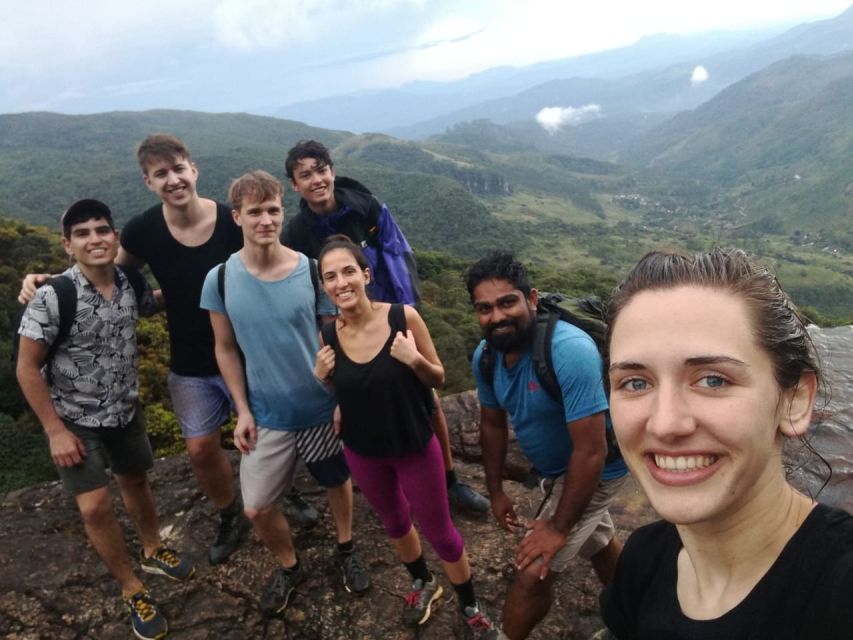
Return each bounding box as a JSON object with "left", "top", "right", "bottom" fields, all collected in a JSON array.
[{"left": 18, "top": 264, "right": 156, "bottom": 427}]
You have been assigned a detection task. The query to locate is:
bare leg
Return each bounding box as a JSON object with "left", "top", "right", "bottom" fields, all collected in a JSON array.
[
  {"left": 440, "top": 548, "right": 471, "bottom": 585},
  {"left": 590, "top": 536, "right": 622, "bottom": 585},
  {"left": 326, "top": 479, "right": 353, "bottom": 544},
  {"left": 185, "top": 432, "right": 236, "bottom": 510},
  {"left": 390, "top": 525, "right": 423, "bottom": 563},
  {"left": 76, "top": 487, "right": 145, "bottom": 598},
  {"left": 502, "top": 560, "right": 557, "bottom": 640},
  {"left": 245, "top": 504, "right": 297, "bottom": 567},
  {"left": 114, "top": 472, "right": 162, "bottom": 558}
]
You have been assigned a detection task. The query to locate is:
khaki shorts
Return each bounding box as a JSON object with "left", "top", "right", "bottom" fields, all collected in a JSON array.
[
  {"left": 240, "top": 423, "right": 348, "bottom": 509},
  {"left": 523, "top": 473, "right": 627, "bottom": 573}
]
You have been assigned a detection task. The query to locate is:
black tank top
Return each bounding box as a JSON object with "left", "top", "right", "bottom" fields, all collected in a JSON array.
[{"left": 323, "top": 304, "right": 434, "bottom": 458}]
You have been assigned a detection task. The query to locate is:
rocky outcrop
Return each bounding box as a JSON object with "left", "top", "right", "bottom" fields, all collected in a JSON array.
[
  {"left": 787, "top": 325, "right": 853, "bottom": 513},
  {"left": 0, "top": 405, "right": 652, "bottom": 640},
  {"left": 2, "top": 326, "right": 850, "bottom": 639}
]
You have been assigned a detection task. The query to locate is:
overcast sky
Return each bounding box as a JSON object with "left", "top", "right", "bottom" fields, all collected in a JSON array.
[{"left": 1, "top": 0, "right": 850, "bottom": 114}]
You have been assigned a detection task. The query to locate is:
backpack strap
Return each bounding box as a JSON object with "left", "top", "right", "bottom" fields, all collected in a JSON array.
[
  {"left": 478, "top": 342, "right": 496, "bottom": 392},
  {"left": 309, "top": 257, "right": 321, "bottom": 317},
  {"left": 217, "top": 262, "right": 226, "bottom": 303},
  {"left": 115, "top": 265, "right": 146, "bottom": 302},
  {"left": 45, "top": 276, "right": 77, "bottom": 361},
  {"left": 388, "top": 303, "right": 406, "bottom": 333},
  {"left": 320, "top": 317, "right": 338, "bottom": 351},
  {"left": 24, "top": 275, "right": 78, "bottom": 383},
  {"left": 533, "top": 310, "right": 563, "bottom": 403}
]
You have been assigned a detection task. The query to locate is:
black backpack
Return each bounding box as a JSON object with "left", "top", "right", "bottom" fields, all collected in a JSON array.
[
  {"left": 478, "top": 292, "right": 621, "bottom": 465},
  {"left": 13, "top": 266, "right": 147, "bottom": 380}
]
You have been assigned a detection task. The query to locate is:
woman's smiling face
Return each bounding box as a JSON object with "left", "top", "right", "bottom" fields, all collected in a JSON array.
[{"left": 607, "top": 285, "right": 794, "bottom": 526}]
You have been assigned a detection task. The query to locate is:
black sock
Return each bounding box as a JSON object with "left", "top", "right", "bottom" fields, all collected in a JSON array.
[
  {"left": 403, "top": 555, "right": 433, "bottom": 583},
  {"left": 338, "top": 540, "right": 354, "bottom": 555},
  {"left": 446, "top": 469, "right": 458, "bottom": 488},
  {"left": 452, "top": 578, "right": 477, "bottom": 612},
  {"left": 220, "top": 497, "right": 241, "bottom": 519}
]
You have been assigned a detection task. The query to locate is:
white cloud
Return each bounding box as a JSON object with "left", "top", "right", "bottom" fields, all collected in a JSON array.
[
  {"left": 691, "top": 65, "right": 709, "bottom": 85},
  {"left": 536, "top": 104, "right": 602, "bottom": 133}
]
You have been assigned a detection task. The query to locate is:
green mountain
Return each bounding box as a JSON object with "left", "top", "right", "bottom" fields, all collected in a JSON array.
[
  {"left": 0, "top": 110, "right": 348, "bottom": 227},
  {"left": 0, "top": 110, "right": 630, "bottom": 258},
  {"left": 623, "top": 51, "right": 853, "bottom": 239},
  {"left": 2, "top": 109, "right": 851, "bottom": 320}
]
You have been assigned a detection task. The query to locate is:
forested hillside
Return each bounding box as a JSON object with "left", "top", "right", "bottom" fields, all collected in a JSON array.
[
  {"left": 3, "top": 105, "right": 853, "bottom": 491},
  {"left": 623, "top": 51, "right": 853, "bottom": 242}
]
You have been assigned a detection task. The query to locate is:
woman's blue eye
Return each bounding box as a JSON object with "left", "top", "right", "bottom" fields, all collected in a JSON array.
[{"left": 620, "top": 378, "right": 647, "bottom": 391}]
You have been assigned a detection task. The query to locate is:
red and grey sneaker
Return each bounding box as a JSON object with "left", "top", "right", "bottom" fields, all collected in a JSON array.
[
  {"left": 402, "top": 577, "right": 443, "bottom": 626},
  {"left": 462, "top": 602, "right": 502, "bottom": 639}
]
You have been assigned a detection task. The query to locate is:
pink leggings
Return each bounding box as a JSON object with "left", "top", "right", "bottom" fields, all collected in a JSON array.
[{"left": 343, "top": 436, "right": 464, "bottom": 563}]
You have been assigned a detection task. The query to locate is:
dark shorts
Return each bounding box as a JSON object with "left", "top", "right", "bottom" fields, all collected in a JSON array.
[{"left": 56, "top": 409, "right": 154, "bottom": 497}]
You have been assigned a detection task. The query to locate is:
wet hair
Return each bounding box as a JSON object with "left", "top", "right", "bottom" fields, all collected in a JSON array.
[
  {"left": 464, "top": 251, "right": 532, "bottom": 300},
  {"left": 318, "top": 234, "right": 370, "bottom": 273},
  {"left": 228, "top": 170, "right": 283, "bottom": 211},
  {"left": 606, "top": 247, "right": 820, "bottom": 390},
  {"left": 284, "top": 140, "right": 334, "bottom": 179},
  {"left": 136, "top": 134, "right": 192, "bottom": 173}
]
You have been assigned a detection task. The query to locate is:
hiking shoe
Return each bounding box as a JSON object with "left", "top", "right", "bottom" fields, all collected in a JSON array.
[
  {"left": 141, "top": 547, "right": 195, "bottom": 581},
  {"left": 402, "top": 577, "right": 443, "bottom": 626},
  {"left": 448, "top": 481, "right": 490, "bottom": 513},
  {"left": 125, "top": 589, "right": 168, "bottom": 640},
  {"left": 260, "top": 565, "right": 305, "bottom": 616},
  {"left": 284, "top": 488, "right": 320, "bottom": 527},
  {"left": 463, "top": 602, "right": 501, "bottom": 639},
  {"left": 209, "top": 511, "right": 249, "bottom": 565},
  {"left": 339, "top": 550, "right": 370, "bottom": 595}
]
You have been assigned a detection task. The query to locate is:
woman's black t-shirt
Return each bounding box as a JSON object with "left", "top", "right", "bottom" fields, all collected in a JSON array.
[
  {"left": 121, "top": 203, "right": 243, "bottom": 377},
  {"left": 323, "top": 304, "right": 434, "bottom": 458},
  {"left": 600, "top": 503, "right": 853, "bottom": 639}
]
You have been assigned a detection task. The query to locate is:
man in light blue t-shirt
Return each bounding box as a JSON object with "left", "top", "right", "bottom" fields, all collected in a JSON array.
[
  {"left": 200, "top": 171, "right": 370, "bottom": 616},
  {"left": 465, "top": 251, "right": 628, "bottom": 640}
]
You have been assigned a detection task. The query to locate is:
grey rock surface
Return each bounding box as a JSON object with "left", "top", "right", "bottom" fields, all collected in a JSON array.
[
  {"left": 2, "top": 325, "right": 849, "bottom": 638},
  {"left": 0, "top": 397, "right": 652, "bottom": 640}
]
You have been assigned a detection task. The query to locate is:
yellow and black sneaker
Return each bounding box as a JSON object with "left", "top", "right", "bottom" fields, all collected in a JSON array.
[
  {"left": 125, "top": 588, "right": 168, "bottom": 640},
  {"left": 141, "top": 547, "right": 195, "bottom": 581}
]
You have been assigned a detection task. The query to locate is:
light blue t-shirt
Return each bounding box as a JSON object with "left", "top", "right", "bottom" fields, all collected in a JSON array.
[
  {"left": 473, "top": 321, "right": 628, "bottom": 480},
  {"left": 200, "top": 252, "right": 336, "bottom": 430}
]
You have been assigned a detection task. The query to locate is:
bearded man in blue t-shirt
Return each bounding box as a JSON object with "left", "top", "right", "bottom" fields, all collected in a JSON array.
[{"left": 466, "top": 251, "right": 628, "bottom": 640}]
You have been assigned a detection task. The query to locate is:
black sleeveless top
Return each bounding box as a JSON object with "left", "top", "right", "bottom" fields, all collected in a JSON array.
[{"left": 322, "top": 304, "right": 434, "bottom": 458}]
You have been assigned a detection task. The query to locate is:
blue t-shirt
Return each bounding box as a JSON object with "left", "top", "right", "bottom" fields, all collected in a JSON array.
[
  {"left": 473, "top": 321, "right": 628, "bottom": 480},
  {"left": 200, "top": 252, "right": 336, "bottom": 430}
]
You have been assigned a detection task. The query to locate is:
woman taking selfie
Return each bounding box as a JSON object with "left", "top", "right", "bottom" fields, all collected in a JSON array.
[
  {"left": 314, "top": 235, "right": 500, "bottom": 639},
  {"left": 600, "top": 248, "right": 853, "bottom": 639}
]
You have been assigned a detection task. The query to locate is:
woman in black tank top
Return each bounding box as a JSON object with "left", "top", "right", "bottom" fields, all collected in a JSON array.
[{"left": 313, "top": 236, "right": 501, "bottom": 638}]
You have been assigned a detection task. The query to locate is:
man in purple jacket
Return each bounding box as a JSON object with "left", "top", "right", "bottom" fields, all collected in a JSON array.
[{"left": 282, "top": 140, "right": 489, "bottom": 514}]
